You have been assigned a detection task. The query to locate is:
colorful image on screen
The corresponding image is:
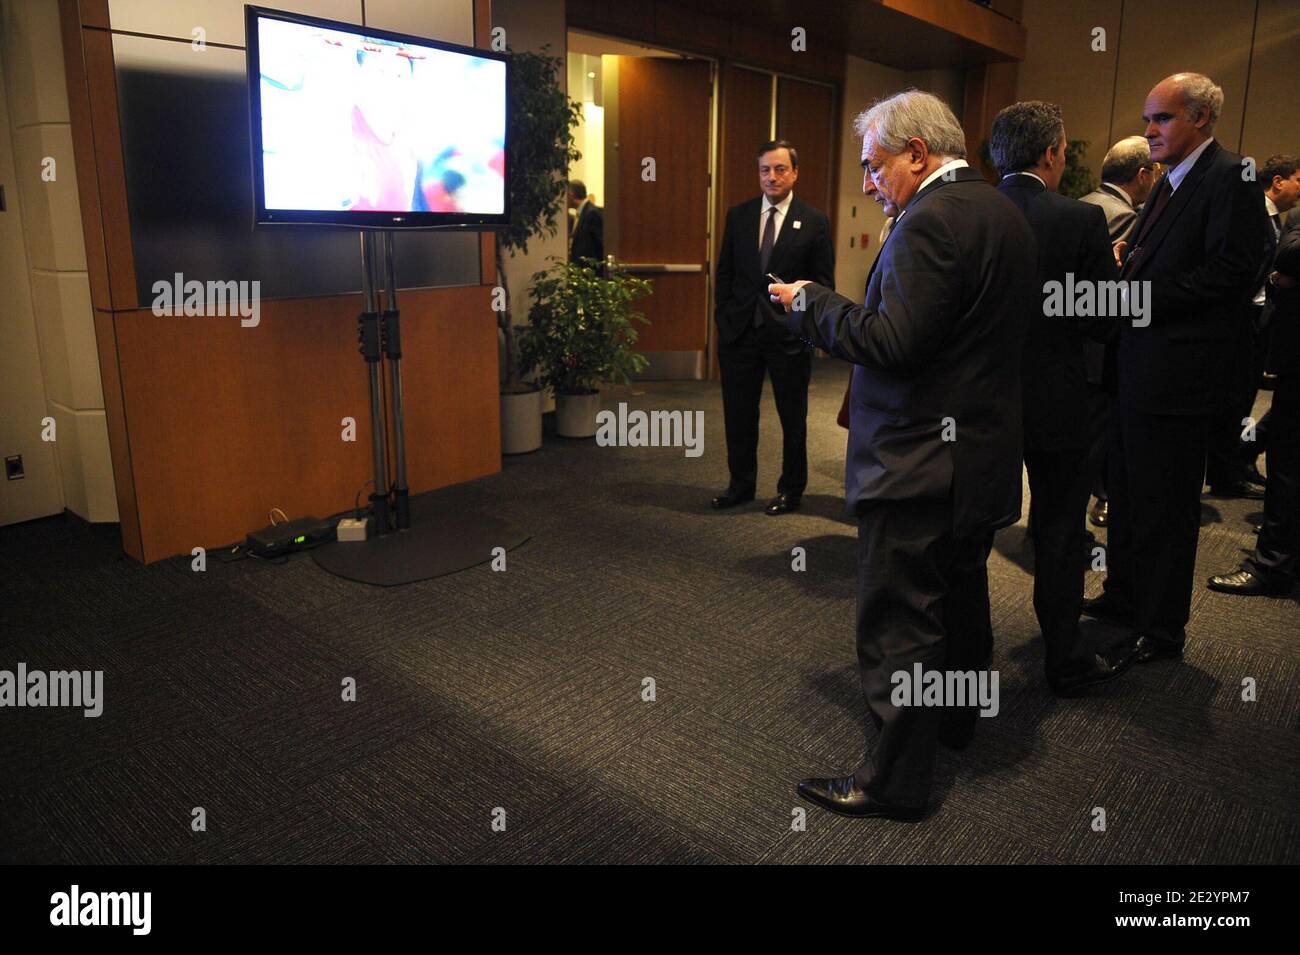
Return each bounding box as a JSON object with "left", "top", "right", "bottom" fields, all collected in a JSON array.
[{"left": 255, "top": 16, "right": 506, "bottom": 215}]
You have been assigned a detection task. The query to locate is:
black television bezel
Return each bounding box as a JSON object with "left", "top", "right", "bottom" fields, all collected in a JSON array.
[{"left": 245, "top": 4, "right": 510, "bottom": 231}]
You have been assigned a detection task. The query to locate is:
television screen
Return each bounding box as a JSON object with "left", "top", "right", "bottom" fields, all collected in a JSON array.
[{"left": 245, "top": 5, "right": 509, "bottom": 229}]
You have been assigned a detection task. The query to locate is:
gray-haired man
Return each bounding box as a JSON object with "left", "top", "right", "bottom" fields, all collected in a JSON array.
[{"left": 769, "top": 90, "right": 1036, "bottom": 819}]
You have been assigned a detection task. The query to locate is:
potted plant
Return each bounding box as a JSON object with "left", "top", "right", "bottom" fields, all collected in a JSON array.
[
  {"left": 517, "top": 258, "right": 652, "bottom": 438},
  {"left": 497, "top": 47, "right": 582, "bottom": 453}
]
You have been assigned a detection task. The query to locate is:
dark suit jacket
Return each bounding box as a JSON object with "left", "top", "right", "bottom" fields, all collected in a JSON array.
[
  {"left": 1115, "top": 139, "right": 1272, "bottom": 413},
  {"left": 785, "top": 166, "right": 1037, "bottom": 535},
  {"left": 570, "top": 201, "right": 604, "bottom": 265},
  {"left": 1270, "top": 214, "right": 1300, "bottom": 375},
  {"left": 998, "top": 173, "right": 1117, "bottom": 450},
  {"left": 715, "top": 195, "right": 834, "bottom": 348}
]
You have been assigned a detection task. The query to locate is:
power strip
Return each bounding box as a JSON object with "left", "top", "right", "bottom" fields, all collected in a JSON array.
[{"left": 337, "top": 517, "right": 371, "bottom": 542}]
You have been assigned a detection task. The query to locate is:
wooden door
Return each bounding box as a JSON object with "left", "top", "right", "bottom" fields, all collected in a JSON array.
[{"left": 612, "top": 56, "right": 712, "bottom": 378}]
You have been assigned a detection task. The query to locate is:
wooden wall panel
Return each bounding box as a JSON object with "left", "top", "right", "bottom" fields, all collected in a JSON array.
[
  {"left": 80, "top": 26, "right": 137, "bottom": 311},
  {"left": 777, "top": 77, "right": 836, "bottom": 221},
  {"left": 635, "top": 274, "right": 709, "bottom": 352},
  {"left": 112, "top": 287, "right": 496, "bottom": 560},
  {"left": 719, "top": 65, "right": 772, "bottom": 228},
  {"left": 91, "top": 307, "right": 141, "bottom": 556}
]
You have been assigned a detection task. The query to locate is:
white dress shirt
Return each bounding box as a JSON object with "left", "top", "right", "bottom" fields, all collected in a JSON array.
[
  {"left": 1167, "top": 136, "right": 1215, "bottom": 192},
  {"left": 899, "top": 159, "right": 968, "bottom": 219},
  {"left": 1256, "top": 195, "right": 1281, "bottom": 305}
]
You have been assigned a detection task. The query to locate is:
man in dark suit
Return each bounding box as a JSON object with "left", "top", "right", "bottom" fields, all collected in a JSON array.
[
  {"left": 769, "top": 91, "right": 1035, "bottom": 819},
  {"left": 1209, "top": 201, "right": 1300, "bottom": 594},
  {"left": 712, "top": 140, "right": 835, "bottom": 515},
  {"left": 1227, "top": 155, "right": 1300, "bottom": 489},
  {"left": 991, "top": 101, "right": 1134, "bottom": 696},
  {"left": 1080, "top": 137, "right": 1159, "bottom": 528},
  {"left": 567, "top": 180, "right": 604, "bottom": 266},
  {"left": 1083, "top": 73, "right": 1271, "bottom": 663}
]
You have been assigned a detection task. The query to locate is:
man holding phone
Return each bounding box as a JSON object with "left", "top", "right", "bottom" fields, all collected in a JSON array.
[{"left": 712, "top": 140, "right": 835, "bottom": 515}]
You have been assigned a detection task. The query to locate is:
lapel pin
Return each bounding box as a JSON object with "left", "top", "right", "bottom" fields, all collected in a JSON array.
[{"left": 793, "top": 220, "right": 802, "bottom": 230}]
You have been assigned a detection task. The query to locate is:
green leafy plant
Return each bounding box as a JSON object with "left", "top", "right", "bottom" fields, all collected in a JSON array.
[
  {"left": 1059, "top": 139, "right": 1097, "bottom": 199},
  {"left": 517, "top": 258, "right": 652, "bottom": 396},
  {"left": 497, "top": 46, "right": 583, "bottom": 392}
]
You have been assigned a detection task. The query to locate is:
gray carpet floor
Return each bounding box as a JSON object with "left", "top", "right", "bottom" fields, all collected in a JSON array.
[{"left": 2, "top": 359, "right": 1297, "bottom": 864}]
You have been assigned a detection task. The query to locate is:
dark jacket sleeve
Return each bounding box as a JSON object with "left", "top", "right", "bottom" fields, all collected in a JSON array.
[
  {"left": 715, "top": 209, "right": 735, "bottom": 319},
  {"left": 1153, "top": 163, "right": 1270, "bottom": 319},
  {"left": 785, "top": 207, "right": 961, "bottom": 373},
  {"left": 1080, "top": 201, "right": 1120, "bottom": 343},
  {"left": 1275, "top": 217, "right": 1300, "bottom": 277},
  {"left": 809, "top": 211, "right": 836, "bottom": 289}
]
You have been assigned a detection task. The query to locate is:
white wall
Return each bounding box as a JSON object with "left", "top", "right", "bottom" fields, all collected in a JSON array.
[
  {"left": 1, "top": 0, "right": 115, "bottom": 525},
  {"left": 493, "top": 0, "right": 568, "bottom": 396}
]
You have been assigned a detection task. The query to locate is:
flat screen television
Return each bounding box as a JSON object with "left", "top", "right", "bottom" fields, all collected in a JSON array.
[{"left": 245, "top": 5, "right": 509, "bottom": 229}]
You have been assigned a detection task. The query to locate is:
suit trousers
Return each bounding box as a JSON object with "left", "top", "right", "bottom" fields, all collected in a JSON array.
[
  {"left": 1025, "top": 445, "right": 1094, "bottom": 676},
  {"left": 1102, "top": 403, "right": 1211, "bottom": 648},
  {"left": 717, "top": 320, "right": 811, "bottom": 495},
  {"left": 852, "top": 498, "right": 994, "bottom": 809},
  {"left": 1207, "top": 313, "right": 1261, "bottom": 488},
  {"left": 1249, "top": 374, "right": 1299, "bottom": 584},
  {"left": 1085, "top": 384, "right": 1110, "bottom": 501}
]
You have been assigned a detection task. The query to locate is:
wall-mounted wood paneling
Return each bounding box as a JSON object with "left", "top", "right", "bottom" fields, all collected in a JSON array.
[
  {"left": 719, "top": 65, "right": 772, "bottom": 224},
  {"left": 777, "top": 76, "right": 836, "bottom": 220},
  {"left": 80, "top": 25, "right": 137, "bottom": 311},
  {"left": 110, "top": 286, "right": 496, "bottom": 560}
]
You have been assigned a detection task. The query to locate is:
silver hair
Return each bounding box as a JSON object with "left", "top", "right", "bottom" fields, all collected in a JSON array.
[
  {"left": 1168, "top": 72, "right": 1224, "bottom": 132},
  {"left": 1100, "top": 135, "right": 1151, "bottom": 184},
  {"left": 853, "top": 89, "right": 967, "bottom": 159}
]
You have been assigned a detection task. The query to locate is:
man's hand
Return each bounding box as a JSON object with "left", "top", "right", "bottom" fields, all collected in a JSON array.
[
  {"left": 1112, "top": 240, "right": 1128, "bottom": 269},
  {"left": 768, "top": 279, "right": 813, "bottom": 312}
]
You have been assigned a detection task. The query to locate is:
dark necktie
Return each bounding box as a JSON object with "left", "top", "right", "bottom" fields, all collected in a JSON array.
[
  {"left": 1123, "top": 178, "right": 1172, "bottom": 276},
  {"left": 756, "top": 206, "right": 777, "bottom": 326},
  {"left": 1271, "top": 214, "right": 1282, "bottom": 241}
]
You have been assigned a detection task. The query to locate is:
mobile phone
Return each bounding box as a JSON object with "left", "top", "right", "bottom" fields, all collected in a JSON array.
[{"left": 766, "top": 273, "right": 784, "bottom": 284}]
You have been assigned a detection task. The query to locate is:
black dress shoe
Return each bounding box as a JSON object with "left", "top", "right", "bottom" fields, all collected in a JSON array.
[
  {"left": 765, "top": 493, "right": 801, "bottom": 515},
  {"left": 1048, "top": 645, "right": 1136, "bottom": 696},
  {"left": 1080, "top": 594, "right": 1132, "bottom": 626},
  {"left": 1089, "top": 499, "right": 1109, "bottom": 527},
  {"left": 1132, "top": 634, "right": 1183, "bottom": 664},
  {"left": 1208, "top": 480, "right": 1266, "bottom": 500},
  {"left": 795, "top": 775, "right": 924, "bottom": 821},
  {"left": 710, "top": 488, "right": 755, "bottom": 509},
  {"left": 1207, "top": 567, "right": 1292, "bottom": 596}
]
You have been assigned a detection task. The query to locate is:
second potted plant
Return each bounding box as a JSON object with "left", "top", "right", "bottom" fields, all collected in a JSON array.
[{"left": 518, "top": 258, "right": 652, "bottom": 438}]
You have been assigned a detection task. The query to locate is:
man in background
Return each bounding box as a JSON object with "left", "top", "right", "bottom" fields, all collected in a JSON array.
[
  {"left": 1080, "top": 136, "right": 1158, "bottom": 528},
  {"left": 1084, "top": 73, "right": 1271, "bottom": 664},
  {"left": 568, "top": 180, "right": 604, "bottom": 266},
  {"left": 1209, "top": 176, "right": 1300, "bottom": 595},
  {"left": 992, "top": 101, "right": 1133, "bottom": 695},
  {"left": 712, "top": 140, "right": 834, "bottom": 515},
  {"left": 1226, "top": 155, "right": 1300, "bottom": 489}
]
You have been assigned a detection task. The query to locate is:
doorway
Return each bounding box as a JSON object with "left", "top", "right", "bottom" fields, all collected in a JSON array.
[{"left": 567, "top": 31, "right": 716, "bottom": 380}]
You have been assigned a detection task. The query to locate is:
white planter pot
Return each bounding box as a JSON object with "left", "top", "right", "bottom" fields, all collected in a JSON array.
[
  {"left": 555, "top": 390, "right": 602, "bottom": 438},
  {"left": 500, "top": 389, "right": 542, "bottom": 454}
]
